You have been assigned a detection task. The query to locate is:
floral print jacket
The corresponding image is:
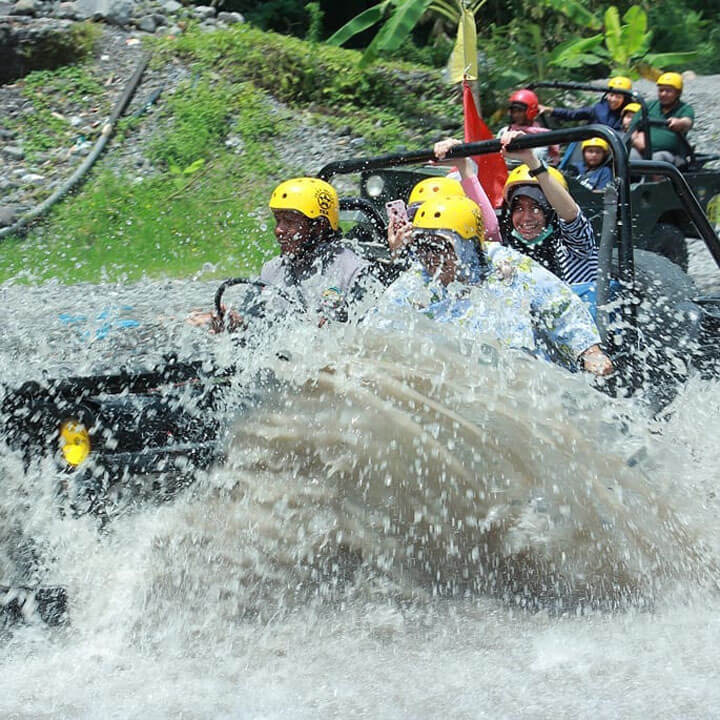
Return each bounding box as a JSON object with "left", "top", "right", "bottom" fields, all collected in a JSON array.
[{"left": 371, "top": 243, "right": 601, "bottom": 367}]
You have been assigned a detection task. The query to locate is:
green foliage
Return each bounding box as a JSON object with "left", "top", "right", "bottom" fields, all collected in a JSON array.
[
  {"left": 549, "top": 4, "right": 697, "bottom": 76},
  {"left": 385, "top": 34, "right": 454, "bottom": 67},
  {"left": 429, "top": 0, "right": 486, "bottom": 26},
  {"left": 538, "top": 0, "right": 601, "bottom": 32},
  {"left": 7, "top": 62, "right": 107, "bottom": 157},
  {"left": 0, "top": 167, "right": 275, "bottom": 283},
  {"left": 305, "top": 1, "right": 324, "bottom": 42},
  {"left": 325, "top": 2, "right": 389, "bottom": 47},
  {"left": 22, "top": 62, "right": 104, "bottom": 98},
  {"left": 148, "top": 79, "right": 281, "bottom": 170},
  {"left": 155, "top": 24, "right": 455, "bottom": 132},
  {"left": 328, "top": 0, "right": 434, "bottom": 66},
  {"left": 69, "top": 21, "right": 102, "bottom": 58},
  {"left": 0, "top": 66, "right": 287, "bottom": 283},
  {"left": 148, "top": 80, "right": 233, "bottom": 168},
  {"left": 648, "top": 1, "right": 720, "bottom": 74}
]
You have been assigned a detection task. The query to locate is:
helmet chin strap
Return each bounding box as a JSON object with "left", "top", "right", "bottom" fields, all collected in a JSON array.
[{"left": 511, "top": 224, "right": 553, "bottom": 247}]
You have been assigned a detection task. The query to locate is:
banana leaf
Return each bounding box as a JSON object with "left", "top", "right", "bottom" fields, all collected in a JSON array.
[
  {"left": 326, "top": 1, "right": 391, "bottom": 46},
  {"left": 620, "top": 5, "right": 649, "bottom": 58},
  {"left": 375, "top": 0, "right": 434, "bottom": 52},
  {"left": 549, "top": 35, "right": 605, "bottom": 67},
  {"left": 644, "top": 51, "right": 698, "bottom": 67},
  {"left": 541, "top": 0, "right": 601, "bottom": 31},
  {"left": 360, "top": 0, "right": 434, "bottom": 67},
  {"left": 429, "top": 0, "right": 461, "bottom": 25},
  {"left": 604, "top": 6, "right": 627, "bottom": 67}
]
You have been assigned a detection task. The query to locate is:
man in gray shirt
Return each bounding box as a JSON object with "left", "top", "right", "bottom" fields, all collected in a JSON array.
[{"left": 190, "top": 177, "right": 377, "bottom": 329}]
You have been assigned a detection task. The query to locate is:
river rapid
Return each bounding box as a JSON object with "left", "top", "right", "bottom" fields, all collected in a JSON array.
[{"left": 1, "top": 269, "right": 720, "bottom": 718}]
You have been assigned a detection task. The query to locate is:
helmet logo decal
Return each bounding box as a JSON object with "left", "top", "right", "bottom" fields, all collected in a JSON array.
[{"left": 316, "top": 188, "right": 333, "bottom": 218}]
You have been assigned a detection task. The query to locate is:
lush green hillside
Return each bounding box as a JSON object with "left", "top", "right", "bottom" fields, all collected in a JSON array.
[{"left": 0, "top": 24, "right": 458, "bottom": 284}]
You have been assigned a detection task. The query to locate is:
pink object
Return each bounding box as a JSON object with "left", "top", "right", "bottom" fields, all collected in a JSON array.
[{"left": 461, "top": 175, "right": 501, "bottom": 243}]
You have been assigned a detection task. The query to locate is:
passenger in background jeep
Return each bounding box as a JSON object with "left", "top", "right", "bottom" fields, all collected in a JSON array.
[
  {"left": 628, "top": 72, "right": 695, "bottom": 167},
  {"left": 497, "top": 89, "right": 560, "bottom": 166},
  {"left": 539, "top": 76, "right": 633, "bottom": 131}
]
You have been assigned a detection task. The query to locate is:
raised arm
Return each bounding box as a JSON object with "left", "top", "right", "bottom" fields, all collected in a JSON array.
[
  {"left": 433, "top": 138, "right": 501, "bottom": 243},
  {"left": 500, "top": 129, "right": 579, "bottom": 222}
]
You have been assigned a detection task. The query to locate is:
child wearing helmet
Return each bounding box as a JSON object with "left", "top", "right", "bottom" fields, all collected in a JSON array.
[
  {"left": 573, "top": 138, "right": 613, "bottom": 191},
  {"left": 372, "top": 194, "right": 613, "bottom": 376},
  {"left": 500, "top": 130, "right": 598, "bottom": 284},
  {"left": 538, "top": 76, "right": 633, "bottom": 131},
  {"left": 497, "top": 89, "right": 560, "bottom": 166},
  {"left": 628, "top": 72, "right": 694, "bottom": 166},
  {"left": 620, "top": 102, "right": 641, "bottom": 132},
  {"left": 189, "top": 177, "right": 380, "bottom": 330}
]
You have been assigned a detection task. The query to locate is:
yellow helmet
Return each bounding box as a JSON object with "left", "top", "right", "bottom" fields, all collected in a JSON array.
[
  {"left": 608, "top": 76, "right": 632, "bottom": 91},
  {"left": 269, "top": 177, "right": 340, "bottom": 230},
  {"left": 657, "top": 72, "right": 683, "bottom": 91},
  {"left": 412, "top": 195, "right": 484, "bottom": 241},
  {"left": 622, "top": 102, "right": 642, "bottom": 115},
  {"left": 502, "top": 163, "right": 567, "bottom": 202},
  {"left": 408, "top": 176, "right": 464, "bottom": 206},
  {"left": 582, "top": 137, "right": 610, "bottom": 153}
]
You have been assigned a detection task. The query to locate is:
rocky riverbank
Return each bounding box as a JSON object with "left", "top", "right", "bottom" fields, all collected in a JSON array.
[{"left": 1, "top": 9, "right": 720, "bottom": 234}]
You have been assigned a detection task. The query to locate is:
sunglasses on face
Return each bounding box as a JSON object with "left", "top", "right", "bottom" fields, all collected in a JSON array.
[{"left": 410, "top": 229, "right": 457, "bottom": 256}]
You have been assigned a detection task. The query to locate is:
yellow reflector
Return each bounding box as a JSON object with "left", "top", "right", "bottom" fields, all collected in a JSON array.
[{"left": 59, "top": 420, "right": 91, "bottom": 467}]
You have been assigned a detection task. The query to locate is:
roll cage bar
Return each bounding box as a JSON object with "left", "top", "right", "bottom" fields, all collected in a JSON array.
[
  {"left": 526, "top": 80, "right": 654, "bottom": 158},
  {"left": 319, "top": 124, "right": 720, "bottom": 347}
]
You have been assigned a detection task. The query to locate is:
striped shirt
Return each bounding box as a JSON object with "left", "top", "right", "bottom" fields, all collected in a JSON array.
[{"left": 552, "top": 210, "right": 598, "bottom": 284}]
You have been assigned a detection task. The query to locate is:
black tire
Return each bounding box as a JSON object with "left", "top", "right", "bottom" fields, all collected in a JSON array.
[{"left": 641, "top": 222, "right": 689, "bottom": 271}]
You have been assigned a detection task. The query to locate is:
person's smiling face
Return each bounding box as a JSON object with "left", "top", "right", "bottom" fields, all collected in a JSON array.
[
  {"left": 606, "top": 92, "right": 624, "bottom": 111},
  {"left": 511, "top": 197, "right": 547, "bottom": 241}
]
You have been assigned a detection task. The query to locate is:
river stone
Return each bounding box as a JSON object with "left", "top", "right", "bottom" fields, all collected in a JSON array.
[
  {"left": 2, "top": 145, "right": 25, "bottom": 160},
  {"left": 137, "top": 14, "right": 155, "bottom": 32},
  {"left": 21, "top": 173, "right": 45, "bottom": 184},
  {"left": 11, "top": 0, "right": 38, "bottom": 15},
  {"left": 0, "top": 205, "right": 23, "bottom": 226},
  {"left": 55, "top": 1, "right": 75, "bottom": 17},
  {"left": 162, "top": 0, "right": 180, "bottom": 12},
  {"left": 73, "top": 0, "right": 131, "bottom": 25},
  {"left": 192, "top": 4, "right": 214, "bottom": 18},
  {"left": 217, "top": 11, "right": 243, "bottom": 24},
  {"left": 0, "top": 1, "right": 13, "bottom": 13}
]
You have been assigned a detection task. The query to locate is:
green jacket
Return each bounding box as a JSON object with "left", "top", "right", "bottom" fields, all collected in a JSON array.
[{"left": 629, "top": 99, "right": 695, "bottom": 155}]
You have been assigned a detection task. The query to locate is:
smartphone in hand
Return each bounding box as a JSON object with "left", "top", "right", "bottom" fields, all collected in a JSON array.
[{"left": 385, "top": 199, "right": 409, "bottom": 229}]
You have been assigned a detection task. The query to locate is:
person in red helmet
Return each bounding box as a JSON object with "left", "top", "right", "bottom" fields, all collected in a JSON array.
[{"left": 498, "top": 89, "right": 560, "bottom": 166}]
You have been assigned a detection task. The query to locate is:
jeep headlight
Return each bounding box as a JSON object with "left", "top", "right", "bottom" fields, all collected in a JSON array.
[
  {"left": 365, "top": 174, "right": 385, "bottom": 198},
  {"left": 59, "top": 419, "right": 91, "bottom": 468}
]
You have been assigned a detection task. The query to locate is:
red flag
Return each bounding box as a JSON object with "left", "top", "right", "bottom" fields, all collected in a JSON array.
[{"left": 463, "top": 80, "right": 507, "bottom": 208}]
